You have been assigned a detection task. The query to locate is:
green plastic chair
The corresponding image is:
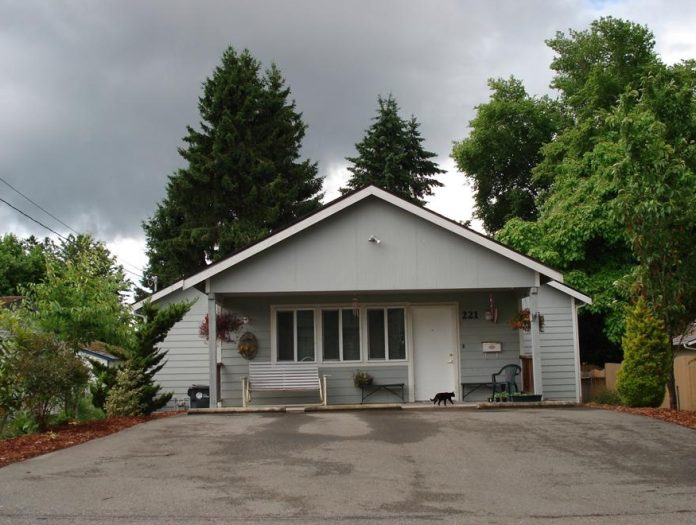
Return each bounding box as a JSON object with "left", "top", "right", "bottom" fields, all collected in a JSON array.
[{"left": 492, "top": 364, "right": 521, "bottom": 395}]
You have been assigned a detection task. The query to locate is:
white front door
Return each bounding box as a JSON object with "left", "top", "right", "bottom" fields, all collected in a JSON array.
[{"left": 412, "top": 305, "right": 458, "bottom": 401}]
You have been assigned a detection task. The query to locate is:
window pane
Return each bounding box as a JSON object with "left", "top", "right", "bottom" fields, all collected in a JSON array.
[
  {"left": 322, "top": 310, "right": 339, "bottom": 361},
  {"left": 277, "top": 311, "right": 294, "bottom": 361},
  {"left": 387, "top": 308, "right": 406, "bottom": 360},
  {"left": 368, "top": 309, "right": 385, "bottom": 359},
  {"left": 342, "top": 309, "right": 361, "bottom": 361},
  {"left": 296, "top": 310, "right": 315, "bottom": 361}
]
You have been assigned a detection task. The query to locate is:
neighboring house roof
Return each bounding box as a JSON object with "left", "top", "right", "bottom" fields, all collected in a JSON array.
[
  {"left": 80, "top": 343, "right": 120, "bottom": 363},
  {"left": 673, "top": 322, "right": 696, "bottom": 350},
  {"left": 134, "top": 185, "right": 588, "bottom": 309}
]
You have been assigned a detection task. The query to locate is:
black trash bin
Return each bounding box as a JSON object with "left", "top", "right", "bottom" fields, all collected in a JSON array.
[{"left": 187, "top": 385, "right": 210, "bottom": 409}]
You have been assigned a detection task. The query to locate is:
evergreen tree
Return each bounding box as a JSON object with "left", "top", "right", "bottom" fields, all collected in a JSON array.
[
  {"left": 143, "top": 47, "right": 323, "bottom": 288},
  {"left": 342, "top": 95, "right": 444, "bottom": 205},
  {"left": 108, "top": 300, "right": 192, "bottom": 415},
  {"left": 616, "top": 297, "right": 671, "bottom": 407}
]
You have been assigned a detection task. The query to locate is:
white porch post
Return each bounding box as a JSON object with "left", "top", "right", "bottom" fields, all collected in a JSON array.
[
  {"left": 207, "top": 293, "right": 218, "bottom": 407},
  {"left": 529, "top": 286, "right": 543, "bottom": 395}
]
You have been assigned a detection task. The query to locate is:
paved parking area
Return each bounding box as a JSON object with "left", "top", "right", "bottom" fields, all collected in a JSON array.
[{"left": 0, "top": 408, "right": 694, "bottom": 524}]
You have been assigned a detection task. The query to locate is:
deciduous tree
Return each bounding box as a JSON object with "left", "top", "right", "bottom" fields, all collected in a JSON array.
[{"left": 451, "top": 77, "right": 563, "bottom": 233}]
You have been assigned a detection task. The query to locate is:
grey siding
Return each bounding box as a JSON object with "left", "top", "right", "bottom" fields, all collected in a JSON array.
[
  {"left": 538, "top": 285, "right": 578, "bottom": 401},
  {"left": 219, "top": 292, "right": 523, "bottom": 406},
  {"left": 459, "top": 292, "right": 521, "bottom": 401},
  {"left": 210, "top": 197, "right": 536, "bottom": 294},
  {"left": 152, "top": 287, "right": 209, "bottom": 409}
]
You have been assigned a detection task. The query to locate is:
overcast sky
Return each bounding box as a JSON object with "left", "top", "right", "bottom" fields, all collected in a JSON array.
[{"left": 1, "top": 0, "right": 695, "bottom": 283}]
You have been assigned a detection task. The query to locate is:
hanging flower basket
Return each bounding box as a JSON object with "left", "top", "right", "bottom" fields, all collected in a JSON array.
[
  {"left": 199, "top": 312, "right": 244, "bottom": 343},
  {"left": 237, "top": 331, "right": 258, "bottom": 361},
  {"left": 509, "top": 309, "right": 544, "bottom": 332}
]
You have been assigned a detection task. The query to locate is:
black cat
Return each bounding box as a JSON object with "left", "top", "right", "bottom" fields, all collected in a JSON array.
[{"left": 430, "top": 392, "right": 455, "bottom": 405}]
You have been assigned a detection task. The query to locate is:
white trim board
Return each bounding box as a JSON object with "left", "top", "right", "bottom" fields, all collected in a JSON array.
[{"left": 547, "top": 281, "right": 592, "bottom": 305}]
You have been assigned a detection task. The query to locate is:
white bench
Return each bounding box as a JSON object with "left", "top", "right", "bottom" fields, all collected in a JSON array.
[{"left": 242, "top": 362, "right": 327, "bottom": 407}]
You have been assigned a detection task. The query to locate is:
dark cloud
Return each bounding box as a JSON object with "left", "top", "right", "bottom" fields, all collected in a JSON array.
[{"left": 1, "top": 0, "right": 694, "bottom": 251}]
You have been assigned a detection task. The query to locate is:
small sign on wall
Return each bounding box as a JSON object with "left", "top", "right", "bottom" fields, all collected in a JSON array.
[{"left": 482, "top": 341, "right": 502, "bottom": 353}]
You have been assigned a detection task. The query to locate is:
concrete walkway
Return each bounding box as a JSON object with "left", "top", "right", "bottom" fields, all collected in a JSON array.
[{"left": 0, "top": 408, "right": 694, "bottom": 524}]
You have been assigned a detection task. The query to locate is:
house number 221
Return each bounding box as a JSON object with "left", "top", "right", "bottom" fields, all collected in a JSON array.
[{"left": 462, "top": 311, "right": 479, "bottom": 320}]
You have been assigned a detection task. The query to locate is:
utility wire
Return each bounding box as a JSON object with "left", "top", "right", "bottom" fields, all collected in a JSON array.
[
  {"left": 0, "top": 176, "right": 146, "bottom": 275},
  {"left": 0, "top": 195, "right": 144, "bottom": 280},
  {"left": 0, "top": 196, "right": 68, "bottom": 241},
  {"left": 0, "top": 175, "right": 79, "bottom": 235}
]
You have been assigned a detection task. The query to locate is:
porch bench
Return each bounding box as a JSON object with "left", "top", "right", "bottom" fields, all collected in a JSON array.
[
  {"left": 242, "top": 362, "right": 327, "bottom": 407},
  {"left": 360, "top": 383, "right": 405, "bottom": 403}
]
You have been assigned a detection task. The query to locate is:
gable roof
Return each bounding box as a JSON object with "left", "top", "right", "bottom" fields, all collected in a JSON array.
[{"left": 134, "top": 185, "right": 571, "bottom": 309}]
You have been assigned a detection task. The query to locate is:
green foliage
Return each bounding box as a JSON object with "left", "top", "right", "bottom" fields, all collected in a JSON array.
[
  {"left": 342, "top": 95, "right": 444, "bottom": 205},
  {"left": 590, "top": 389, "right": 622, "bottom": 405},
  {"left": 5, "top": 410, "right": 38, "bottom": 437},
  {"left": 143, "top": 47, "right": 323, "bottom": 289},
  {"left": 105, "top": 300, "right": 192, "bottom": 416},
  {"left": 617, "top": 298, "right": 670, "bottom": 407},
  {"left": 494, "top": 17, "right": 664, "bottom": 347},
  {"left": 23, "top": 234, "right": 133, "bottom": 348},
  {"left": 0, "top": 313, "right": 90, "bottom": 431},
  {"left": 609, "top": 61, "right": 696, "bottom": 342},
  {"left": 105, "top": 367, "right": 147, "bottom": 417},
  {"left": 89, "top": 361, "right": 118, "bottom": 412},
  {"left": 0, "top": 234, "right": 49, "bottom": 296},
  {"left": 451, "top": 77, "right": 563, "bottom": 233}
]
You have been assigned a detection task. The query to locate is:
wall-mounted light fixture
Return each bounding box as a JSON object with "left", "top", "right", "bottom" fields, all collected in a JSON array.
[{"left": 368, "top": 235, "right": 381, "bottom": 244}]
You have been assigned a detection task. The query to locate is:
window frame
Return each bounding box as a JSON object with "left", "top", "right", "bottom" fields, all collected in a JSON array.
[
  {"left": 272, "top": 308, "right": 317, "bottom": 363},
  {"left": 271, "top": 303, "right": 409, "bottom": 365},
  {"left": 320, "top": 307, "right": 362, "bottom": 363},
  {"left": 366, "top": 306, "right": 407, "bottom": 362}
]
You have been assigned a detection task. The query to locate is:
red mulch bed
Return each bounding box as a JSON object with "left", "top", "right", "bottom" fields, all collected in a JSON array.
[
  {"left": 0, "top": 412, "right": 183, "bottom": 468},
  {"left": 588, "top": 404, "right": 696, "bottom": 430}
]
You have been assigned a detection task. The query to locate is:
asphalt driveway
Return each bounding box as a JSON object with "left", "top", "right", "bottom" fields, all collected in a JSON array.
[{"left": 0, "top": 408, "right": 694, "bottom": 524}]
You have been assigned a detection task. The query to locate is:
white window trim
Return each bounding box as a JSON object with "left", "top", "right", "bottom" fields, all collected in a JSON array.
[
  {"left": 271, "top": 307, "right": 317, "bottom": 363},
  {"left": 319, "top": 308, "right": 362, "bottom": 363},
  {"left": 365, "top": 306, "right": 408, "bottom": 362},
  {"left": 271, "top": 302, "right": 410, "bottom": 365}
]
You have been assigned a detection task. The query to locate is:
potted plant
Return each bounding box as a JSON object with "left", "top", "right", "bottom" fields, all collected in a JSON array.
[
  {"left": 489, "top": 391, "right": 509, "bottom": 402},
  {"left": 353, "top": 370, "right": 373, "bottom": 387}
]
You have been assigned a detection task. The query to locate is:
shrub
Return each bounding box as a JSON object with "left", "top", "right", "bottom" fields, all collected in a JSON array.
[
  {"left": 591, "top": 389, "right": 622, "bottom": 405},
  {"left": 105, "top": 367, "right": 147, "bottom": 417},
  {"left": 616, "top": 297, "right": 671, "bottom": 407}
]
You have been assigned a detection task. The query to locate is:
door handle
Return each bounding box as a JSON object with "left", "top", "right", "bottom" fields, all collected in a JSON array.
[{"left": 447, "top": 353, "right": 453, "bottom": 364}]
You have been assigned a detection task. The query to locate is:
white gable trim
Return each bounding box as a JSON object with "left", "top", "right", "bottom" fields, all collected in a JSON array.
[
  {"left": 182, "top": 186, "right": 563, "bottom": 290},
  {"left": 131, "top": 279, "right": 184, "bottom": 311},
  {"left": 547, "top": 280, "right": 592, "bottom": 305}
]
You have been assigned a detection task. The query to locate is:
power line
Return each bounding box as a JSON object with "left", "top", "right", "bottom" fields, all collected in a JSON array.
[
  {"left": 0, "top": 196, "right": 144, "bottom": 280},
  {"left": 0, "top": 176, "right": 146, "bottom": 275},
  {"left": 0, "top": 196, "right": 68, "bottom": 241},
  {"left": 0, "top": 175, "right": 79, "bottom": 235}
]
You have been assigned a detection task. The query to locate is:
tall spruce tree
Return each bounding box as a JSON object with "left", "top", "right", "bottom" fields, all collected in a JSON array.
[
  {"left": 143, "top": 47, "right": 323, "bottom": 289},
  {"left": 342, "top": 95, "right": 444, "bottom": 205}
]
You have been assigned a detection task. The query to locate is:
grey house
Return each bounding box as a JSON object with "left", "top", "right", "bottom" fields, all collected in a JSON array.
[{"left": 134, "top": 186, "right": 591, "bottom": 408}]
